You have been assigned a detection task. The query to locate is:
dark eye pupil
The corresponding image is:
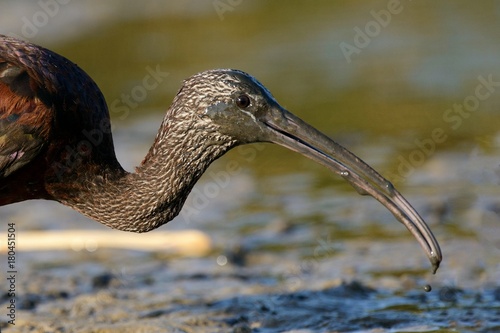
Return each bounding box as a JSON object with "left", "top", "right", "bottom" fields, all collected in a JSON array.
[{"left": 236, "top": 94, "right": 250, "bottom": 108}]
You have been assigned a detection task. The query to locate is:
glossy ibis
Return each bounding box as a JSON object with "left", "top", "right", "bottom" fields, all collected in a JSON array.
[{"left": 0, "top": 35, "right": 441, "bottom": 272}]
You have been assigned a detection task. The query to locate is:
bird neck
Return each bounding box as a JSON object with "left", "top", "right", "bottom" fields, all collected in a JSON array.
[{"left": 58, "top": 106, "right": 236, "bottom": 232}]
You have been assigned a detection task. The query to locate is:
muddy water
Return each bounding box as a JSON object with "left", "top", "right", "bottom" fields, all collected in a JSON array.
[{"left": 1, "top": 1, "right": 500, "bottom": 332}]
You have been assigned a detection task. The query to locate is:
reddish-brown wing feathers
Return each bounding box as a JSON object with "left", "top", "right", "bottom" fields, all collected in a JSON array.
[{"left": 0, "top": 58, "right": 50, "bottom": 178}]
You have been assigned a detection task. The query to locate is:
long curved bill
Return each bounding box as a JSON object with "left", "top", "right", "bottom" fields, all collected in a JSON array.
[{"left": 261, "top": 107, "right": 442, "bottom": 274}]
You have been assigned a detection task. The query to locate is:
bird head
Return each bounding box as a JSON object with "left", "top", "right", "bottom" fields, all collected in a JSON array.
[{"left": 166, "top": 69, "right": 442, "bottom": 273}]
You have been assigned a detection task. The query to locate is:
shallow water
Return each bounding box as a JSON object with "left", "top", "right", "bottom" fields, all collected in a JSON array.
[{"left": 1, "top": 1, "right": 500, "bottom": 332}]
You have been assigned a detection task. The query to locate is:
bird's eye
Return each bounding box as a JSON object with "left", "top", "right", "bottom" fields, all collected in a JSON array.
[{"left": 235, "top": 94, "right": 251, "bottom": 109}]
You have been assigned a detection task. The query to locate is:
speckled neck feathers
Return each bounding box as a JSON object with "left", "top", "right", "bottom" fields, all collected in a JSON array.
[{"left": 62, "top": 76, "right": 238, "bottom": 232}]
